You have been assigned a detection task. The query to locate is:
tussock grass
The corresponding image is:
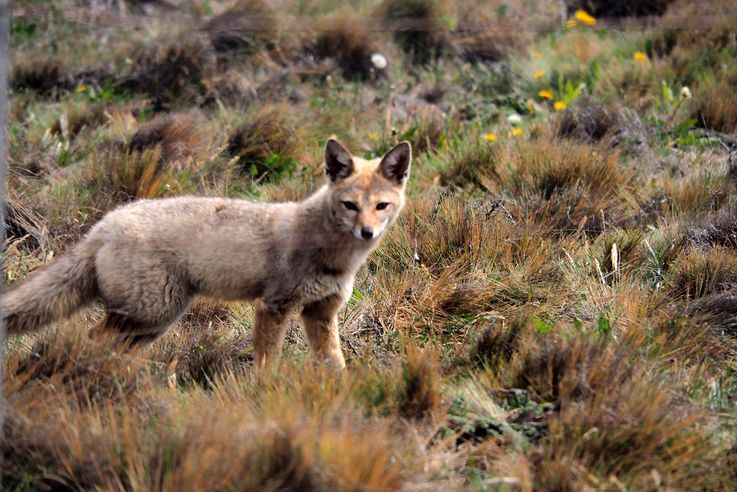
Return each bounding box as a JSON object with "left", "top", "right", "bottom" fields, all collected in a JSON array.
[
  {"left": 554, "top": 96, "right": 645, "bottom": 148},
  {"left": 691, "top": 74, "right": 737, "bottom": 134},
  {"left": 6, "top": 0, "right": 737, "bottom": 489},
  {"left": 453, "top": 4, "right": 529, "bottom": 63},
  {"left": 123, "top": 37, "right": 215, "bottom": 111},
  {"left": 226, "top": 104, "right": 302, "bottom": 180},
  {"left": 11, "top": 56, "right": 75, "bottom": 93},
  {"left": 81, "top": 145, "right": 181, "bottom": 213},
  {"left": 377, "top": 0, "right": 453, "bottom": 64},
  {"left": 127, "top": 110, "right": 212, "bottom": 168},
  {"left": 203, "top": 0, "right": 280, "bottom": 55},
  {"left": 314, "top": 12, "right": 384, "bottom": 81}
]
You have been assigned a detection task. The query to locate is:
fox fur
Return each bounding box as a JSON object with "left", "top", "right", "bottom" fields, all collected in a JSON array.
[{"left": 3, "top": 139, "right": 411, "bottom": 370}]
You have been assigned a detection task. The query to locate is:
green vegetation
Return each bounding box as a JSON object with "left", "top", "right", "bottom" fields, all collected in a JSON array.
[{"left": 5, "top": 0, "right": 737, "bottom": 489}]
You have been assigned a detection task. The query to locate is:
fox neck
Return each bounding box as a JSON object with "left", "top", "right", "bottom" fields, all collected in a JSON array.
[{"left": 296, "top": 185, "right": 377, "bottom": 267}]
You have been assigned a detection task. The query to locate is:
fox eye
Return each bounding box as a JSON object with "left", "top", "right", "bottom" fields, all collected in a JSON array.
[
  {"left": 376, "top": 202, "right": 389, "bottom": 210},
  {"left": 341, "top": 201, "right": 358, "bottom": 211}
]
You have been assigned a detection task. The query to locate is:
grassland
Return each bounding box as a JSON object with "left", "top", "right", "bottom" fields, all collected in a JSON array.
[{"left": 4, "top": 0, "right": 737, "bottom": 490}]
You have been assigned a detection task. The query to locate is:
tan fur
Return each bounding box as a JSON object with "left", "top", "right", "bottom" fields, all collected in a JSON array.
[{"left": 3, "top": 140, "right": 411, "bottom": 371}]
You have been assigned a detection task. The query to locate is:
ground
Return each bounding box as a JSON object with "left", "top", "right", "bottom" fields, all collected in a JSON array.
[{"left": 4, "top": 0, "right": 737, "bottom": 490}]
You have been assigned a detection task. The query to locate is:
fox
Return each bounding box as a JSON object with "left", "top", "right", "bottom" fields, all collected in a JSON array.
[{"left": 3, "top": 139, "right": 411, "bottom": 371}]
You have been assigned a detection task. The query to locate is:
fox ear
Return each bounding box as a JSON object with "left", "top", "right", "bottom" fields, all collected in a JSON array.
[
  {"left": 324, "top": 139, "right": 354, "bottom": 181},
  {"left": 378, "top": 141, "right": 411, "bottom": 185}
]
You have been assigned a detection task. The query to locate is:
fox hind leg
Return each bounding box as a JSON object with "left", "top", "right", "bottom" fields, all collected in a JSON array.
[
  {"left": 94, "top": 267, "right": 192, "bottom": 347},
  {"left": 91, "top": 312, "right": 169, "bottom": 347},
  {"left": 301, "top": 295, "right": 346, "bottom": 372}
]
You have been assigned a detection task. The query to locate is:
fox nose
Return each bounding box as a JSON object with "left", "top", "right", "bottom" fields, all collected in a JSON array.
[{"left": 360, "top": 227, "right": 374, "bottom": 240}]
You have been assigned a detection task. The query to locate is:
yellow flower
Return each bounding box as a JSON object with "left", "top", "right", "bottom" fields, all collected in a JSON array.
[
  {"left": 633, "top": 51, "right": 648, "bottom": 63},
  {"left": 534, "top": 69, "right": 545, "bottom": 79},
  {"left": 554, "top": 101, "right": 567, "bottom": 111},
  {"left": 508, "top": 128, "right": 523, "bottom": 137},
  {"left": 531, "top": 51, "right": 542, "bottom": 59},
  {"left": 484, "top": 132, "right": 497, "bottom": 142},
  {"left": 75, "top": 85, "right": 87, "bottom": 93},
  {"left": 566, "top": 18, "right": 577, "bottom": 28},
  {"left": 538, "top": 89, "right": 554, "bottom": 100},
  {"left": 574, "top": 10, "right": 597, "bottom": 26}
]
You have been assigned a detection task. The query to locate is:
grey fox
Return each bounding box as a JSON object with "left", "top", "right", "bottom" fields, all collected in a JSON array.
[{"left": 3, "top": 139, "right": 411, "bottom": 370}]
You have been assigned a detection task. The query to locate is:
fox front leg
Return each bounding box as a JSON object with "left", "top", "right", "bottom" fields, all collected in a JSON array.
[
  {"left": 301, "top": 295, "right": 346, "bottom": 372},
  {"left": 253, "top": 303, "right": 292, "bottom": 371}
]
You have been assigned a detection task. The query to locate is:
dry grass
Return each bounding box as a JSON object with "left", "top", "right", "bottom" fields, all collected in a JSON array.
[
  {"left": 690, "top": 74, "right": 737, "bottom": 134},
  {"left": 122, "top": 37, "right": 215, "bottom": 111},
  {"left": 313, "top": 12, "right": 386, "bottom": 81},
  {"left": 226, "top": 104, "right": 302, "bottom": 180},
  {"left": 203, "top": 0, "right": 280, "bottom": 55},
  {"left": 5, "top": 0, "right": 737, "bottom": 489},
  {"left": 127, "top": 110, "right": 212, "bottom": 168},
  {"left": 377, "top": 0, "right": 453, "bottom": 64},
  {"left": 452, "top": 4, "right": 529, "bottom": 63}
]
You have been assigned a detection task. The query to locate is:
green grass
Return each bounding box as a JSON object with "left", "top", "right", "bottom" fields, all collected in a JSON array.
[{"left": 5, "top": 0, "right": 737, "bottom": 489}]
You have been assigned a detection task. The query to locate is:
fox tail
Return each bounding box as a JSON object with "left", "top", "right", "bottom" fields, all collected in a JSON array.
[{"left": 4, "top": 239, "right": 100, "bottom": 335}]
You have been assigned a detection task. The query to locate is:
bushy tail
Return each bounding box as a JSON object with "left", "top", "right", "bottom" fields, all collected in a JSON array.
[{"left": 4, "top": 239, "right": 100, "bottom": 335}]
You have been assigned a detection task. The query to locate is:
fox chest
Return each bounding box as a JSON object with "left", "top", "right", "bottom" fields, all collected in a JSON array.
[{"left": 272, "top": 248, "right": 359, "bottom": 305}]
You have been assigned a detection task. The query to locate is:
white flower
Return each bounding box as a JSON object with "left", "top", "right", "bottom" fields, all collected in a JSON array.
[
  {"left": 507, "top": 113, "right": 522, "bottom": 125},
  {"left": 680, "top": 86, "right": 692, "bottom": 99},
  {"left": 371, "top": 53, "right": 388, "bottom": 70}
]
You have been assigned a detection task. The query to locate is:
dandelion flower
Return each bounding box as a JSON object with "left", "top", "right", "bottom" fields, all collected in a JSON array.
[
  {"left": 508, "top": 128, "right": 523, "bottom": 137},
  {"left": 680, "top": 86, "right": 692, "bottom": 99},
  {"left": 371, "top": 53, "right": 388, "bottom": 69},
  {"left": 75, "top": 85, "right": 87, "bottom": 93},
  {"left": 484, "top": 132, "right": 497, "bottom": 141},
  {"left": 566, "top": 18, "right": 577, "bottom": 28},
  {"left": 554, "top": 101, "right": 567, "bottom": 111},
  {"left": 534, "top": 69, "right": 545, "bottom": 79},
  {"left": 574, "top": 10, "right": 597, "bottom": 26},
  {"left": 507, "top": 114, "right": 522, "bottom": 125},
  {"left": 633, "top": 51, "right": 648, "bottom": 63},
  {"left": 538, "top": 89, "right": 554, "bottom": 100}
]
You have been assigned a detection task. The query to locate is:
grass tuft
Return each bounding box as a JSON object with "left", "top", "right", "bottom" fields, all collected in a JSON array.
[
  {"left": 377, "top": 0, "right": 452, "bottom": 64},
  {"left": 314, "top": 12, "right": 383, "bottom": 81},
  {"left": 127, "top": 110, "right": 211, "bottom": 168},
  {"left": 226, "top": 104, "right": 301, "bottom": 181}
]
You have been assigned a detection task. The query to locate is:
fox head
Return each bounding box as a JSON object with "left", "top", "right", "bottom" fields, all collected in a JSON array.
[{"left": 323, "top": 139, "right": 411, "bottom": 242}]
